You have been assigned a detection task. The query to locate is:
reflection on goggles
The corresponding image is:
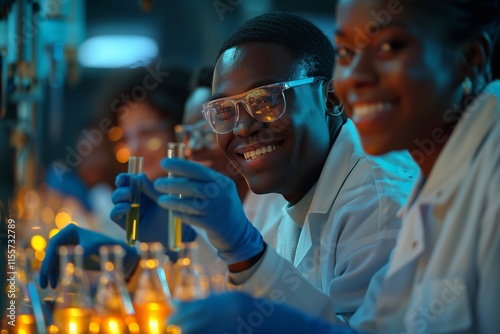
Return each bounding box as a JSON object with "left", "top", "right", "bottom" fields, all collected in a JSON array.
[
  {"left": 175, "top": 119, "right": 216, "bottom": 150},
  {"left": 201, "top": 76, "right": 326, "bottom": 134}
]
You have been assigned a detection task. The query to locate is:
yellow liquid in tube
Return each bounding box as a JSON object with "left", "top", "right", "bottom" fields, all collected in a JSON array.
[{"left": 126, "top": 203, "right": 140, "bottom": 245}]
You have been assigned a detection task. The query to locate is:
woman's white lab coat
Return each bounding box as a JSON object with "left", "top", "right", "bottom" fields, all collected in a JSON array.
[{"left": 350, "top": 81, "right": 500, "bottom": 334}]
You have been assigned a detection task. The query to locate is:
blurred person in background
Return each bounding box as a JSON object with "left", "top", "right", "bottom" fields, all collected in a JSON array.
[{"left": 112, "top": 65, "right": 191, "bottom": 181}]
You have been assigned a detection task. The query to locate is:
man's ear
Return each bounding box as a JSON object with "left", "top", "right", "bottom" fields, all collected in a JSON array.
[
  {"left": 461, "top": 32, "right": 493, "bottom": 84},
  {"left": 322, "top": 78, "right": 341, "bottom": 110}
]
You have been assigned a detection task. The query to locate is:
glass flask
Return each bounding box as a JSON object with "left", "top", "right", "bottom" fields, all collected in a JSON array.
[
  {"left": 2, "top": 248, "right": 46, "bottom": 333},
  {"left": 133, "top": 242, "right": 173, "bottom": 333},
  {"left": 166, "top": 142, "right": 185, "bottom": 252},
  {"left": 172, "top": 242, "right": 208, "bottom": 301},
  {"left": 89, "top": 245, "right": 139, "bottom": 334},
  {"left": 52, "top": 245, "right": 93, "bottom": 334}
]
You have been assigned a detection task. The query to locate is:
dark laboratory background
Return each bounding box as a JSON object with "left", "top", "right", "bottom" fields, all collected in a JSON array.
[
  {"left": 0, "top": 0, "right": 336, "bottom": 208},
  {"left": 0, "top": 2, "right": 336, "bottom": 308},
  {"left": 0, "top": 0, "right": 499, "bottom": 328}
]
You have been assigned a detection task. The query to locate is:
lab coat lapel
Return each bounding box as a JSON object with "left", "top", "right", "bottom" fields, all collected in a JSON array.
[
  {"left": 294, "top": 121, "right": 364, "bottom": 268},
  {"left": 423, "top": 82, "right": 499, "bottom": 197},
  {"left": 386, "top": 204, "right": 425, "bottom": 279}
]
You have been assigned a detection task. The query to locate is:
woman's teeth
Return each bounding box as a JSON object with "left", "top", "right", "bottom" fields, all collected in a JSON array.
[
  {"left": 353, "top": 102, "right": 392, "bottom": 121},
  {"left": 243, "top": 145, "right": 279, "bottom": 160}
]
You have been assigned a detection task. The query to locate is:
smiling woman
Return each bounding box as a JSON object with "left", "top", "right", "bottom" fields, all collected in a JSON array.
[{"left": 332, "top": 0, "right": 500, "bottom": 333}]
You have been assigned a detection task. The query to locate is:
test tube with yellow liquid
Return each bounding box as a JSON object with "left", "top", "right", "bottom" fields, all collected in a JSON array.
[
  {"left": 167, "top": 143, "right": 185, "bottom": 252},
  {"left": 126, "top": 156, "right": 144, "bottom": 246}
]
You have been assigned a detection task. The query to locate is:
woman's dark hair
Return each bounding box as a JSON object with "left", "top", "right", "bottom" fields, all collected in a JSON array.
[{"left": 441, "top": 1, "right": 500, "bottom": 43}]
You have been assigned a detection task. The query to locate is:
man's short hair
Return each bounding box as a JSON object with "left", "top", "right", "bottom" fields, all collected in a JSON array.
[{"left": 218, "top": 12, "right": 334, "bottom": 79}]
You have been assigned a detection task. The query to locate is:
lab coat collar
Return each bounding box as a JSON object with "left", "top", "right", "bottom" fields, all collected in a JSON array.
[
  {"left": 309, "top": 119, "right": 364, "bottom": 214},
  {"left": 389, "top": 81, "right": 500, "bottom": 278},
  {"left": 398, "top": 81, "right": 500, "bottom": 218},
  {"left": 294, "top": 120, "right": 364, "bottom": 266}
]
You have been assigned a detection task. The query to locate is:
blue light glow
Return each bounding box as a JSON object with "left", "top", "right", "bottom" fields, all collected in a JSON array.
[{"left": 77, "top": 35, "right": 159, "bottom": 68}]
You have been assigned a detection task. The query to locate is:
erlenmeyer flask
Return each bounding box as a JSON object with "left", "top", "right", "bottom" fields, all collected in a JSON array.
[
  {"left": 172, "top": 242, "right": 208, "bottom": 301},
  {"left": 3, "top": 247, "right": 46, "bottom": 333},
  {"left": 133, "top": 242, "right": 173, "bottom": 334},
  {"left": 89, "top": 245, "right": 139, "bottom": 334},
  {"left": 52, "top": 245, "right": 93, "bottom": 334}
]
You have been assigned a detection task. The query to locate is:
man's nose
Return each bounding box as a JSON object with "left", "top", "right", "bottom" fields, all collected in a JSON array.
[{"left": 232, "top": 103, "right": 263, "bottom": 137}]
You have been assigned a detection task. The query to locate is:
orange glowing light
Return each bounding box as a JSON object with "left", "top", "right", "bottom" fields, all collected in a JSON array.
[
  {"left": 55, "top": 212, "right": 71, "bottom": 229},
  {"left": 108, "top": 126, "right": 123, "bottom": 142},
  {"left": 49, "top": 228, "right": 60, "bottom": 238},
  {"left": 116, "top": 147, "right": 130, "bottom": 163},
  {"left": 35, "top": 250, "right": 45, "bottom": 261},
  {"left": 31, "top": 235, "right": 47, "bottom": 251}
]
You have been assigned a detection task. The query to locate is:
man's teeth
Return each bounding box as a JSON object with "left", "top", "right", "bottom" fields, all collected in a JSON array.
[
  {"left": 353, "top": 103, "right": 392, "bottom": 120},
  {"left": 243, "top": 145, "right": 278, "bottom": 160}
]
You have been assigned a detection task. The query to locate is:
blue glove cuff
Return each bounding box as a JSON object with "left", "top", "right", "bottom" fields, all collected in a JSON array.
[{"left": 216, "top": 221, "right": 264, "bottom": 264}]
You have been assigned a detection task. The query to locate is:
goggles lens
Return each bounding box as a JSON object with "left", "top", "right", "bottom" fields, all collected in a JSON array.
[
  {"left": 175, "top": 120, "right": 216, "bottom": 149},
  {"left": 201, "top": 77, "right": 325, "bottom": 134}
]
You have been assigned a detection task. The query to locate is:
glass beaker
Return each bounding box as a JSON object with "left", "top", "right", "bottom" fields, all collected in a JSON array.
[
  {"left": 166, "top": 143, "right": 185, "bottom": 252},
  {"left": 52, "top": 245, "right": 93, "bottom": 334},
  {"left": 126, "top": 156, "right": 144, "bottom": 246},
  {"left": 133, "top": 242, "right": 173, "bottom": 333},
  {"left": 89, "top": 245, "right": 139, "bottom": 334}
]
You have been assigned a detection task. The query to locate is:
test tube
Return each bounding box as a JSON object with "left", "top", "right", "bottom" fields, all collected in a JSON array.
[
  {"left": 126, "top": 156, "right": 144, "bottom": 245},
  {"left": 167, "top": 142, "right": 185, "bottom": 252}
]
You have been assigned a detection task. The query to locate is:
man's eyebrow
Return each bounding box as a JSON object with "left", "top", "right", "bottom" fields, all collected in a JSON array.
[{"left": 210, "top": 79, "right": 282, "bottom": 100}]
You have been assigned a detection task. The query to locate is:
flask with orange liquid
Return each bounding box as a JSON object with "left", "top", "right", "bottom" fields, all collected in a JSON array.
[
  {"left": 89, "top": 245, "right": 139, "bottom": 333},
  {"left": 52, "top": 245, "right": 93, "bottom": 333},
  {"left": 133, "top": 242, "right": 173, "bottom": 333}
]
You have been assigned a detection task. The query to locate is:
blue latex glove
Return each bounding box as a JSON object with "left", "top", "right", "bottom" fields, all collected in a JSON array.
[
  {"left": 154, "top": 158, "right": 264, "bottom": 265},
  {"left": 39, "top": 224, "right": 138, "bottom": 289},
  {"left": 110, "top": 173, "right": 197, "bottom": 251},
  {"left": 169, "top": 292, "right": 357, "bottom": 334}
]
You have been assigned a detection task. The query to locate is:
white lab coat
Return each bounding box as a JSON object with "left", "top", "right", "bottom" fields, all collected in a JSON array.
[
  {"left": 351, "top": 81, "right": 500, "bottom": 333},
  {"left": 230, "top": 120, "right": 419, "bottom": 323},
  {"left": 193, "top": 191, "right": 285, "bottom": 265}
]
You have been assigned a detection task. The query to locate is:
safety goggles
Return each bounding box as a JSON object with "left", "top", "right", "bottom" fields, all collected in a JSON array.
[
  {"left": 174, "top": 119, "right": 217, "bottom": 150},
  {"left": 201, "top": 76, "right": 326, "bottom": 134}
]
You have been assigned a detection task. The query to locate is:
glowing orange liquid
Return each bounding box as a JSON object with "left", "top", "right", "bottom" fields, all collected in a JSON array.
[
  {"left": 14, "top": 314, "right": 36, "bottom": 334},
  {"left": 134, "top": 302, "right": 172, "bottom": 334},
  {"left": 52, "top": 308, "right": 93, "bottom": 333},
  {"left": 89, "top": 315, "right": 140, "bottom": 334}
]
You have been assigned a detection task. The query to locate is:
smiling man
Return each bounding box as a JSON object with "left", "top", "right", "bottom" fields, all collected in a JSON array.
[{"left": 153, "top": 12, "right": 418, "bottom": 323}]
